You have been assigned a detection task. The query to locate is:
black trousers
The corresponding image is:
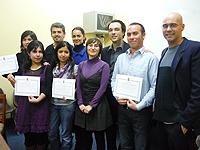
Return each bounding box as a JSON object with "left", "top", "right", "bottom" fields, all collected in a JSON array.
[
  {"left": 24, "top": 132, "right": 48, "bottom": 147},
  {"left": 150, "top": 121, "right": 198, "bottom": 150},
  {"left": 118, "top": 106, "right": 152, "bottom": 150},
  {"left": 74, "top": 126, "right": 105, "bottom": 150},
  {"left": 105, "top": 88, "right": 119, "bottom": 150}
]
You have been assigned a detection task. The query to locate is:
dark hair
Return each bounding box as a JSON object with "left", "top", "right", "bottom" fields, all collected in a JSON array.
[
  {"left": 20, "top": 30, "right": 37, "bottom": 51},
  {"left": 24, "top": 40, "right": 45, "bottom": 71},
  {"left": 72, "top": 27, "right": 85, "bottom": 36},
  {"left": 50, "top": 22, "right": 65, "bottom": 34},
  {"left": 54, "top": 41, "right": 75, "bottom": 69},
  {"left": 129, "top": 22, "right": 145, "bottom": 34},
  {"left": 86, "top": 38, "right": 102, "bottom": 57},
  {"left": 108, "top": 19, "right": 126, "bottom": 37},
  {"left": 72, "top": 26, "right": 86, "bottom": 43}
]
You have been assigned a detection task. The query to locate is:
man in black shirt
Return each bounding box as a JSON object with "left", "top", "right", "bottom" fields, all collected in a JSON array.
[
  {"left": 45, "top": 22, "right": 72, "bottom": 67},
  {"left": 101, "top": 19, "right": 129, "bottom": 150}
]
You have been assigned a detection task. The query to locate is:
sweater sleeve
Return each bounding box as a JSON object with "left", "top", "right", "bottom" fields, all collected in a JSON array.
[
  {"left": 42, "top": 65, "right": 53, "bottom": 97},
  {"left": 76, "top": 63, "right": 84, "bottom": 106}
]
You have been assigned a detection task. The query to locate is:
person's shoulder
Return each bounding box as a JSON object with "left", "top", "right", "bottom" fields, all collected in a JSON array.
[
  {"left": 187, "top": 39, "right": 200, "bottom": 47},
  {"left": 123, "top": 41, "right": 130, "bottom": 48},
  {"left": 78, "top": 60, "right": 87, "bottom": 67},
  {"left": 64, "top": 41, "right": 73, "bottom": 49},
  {"left": 100, "top": 59, "right": 109, "bottom": 65},
  {"left": 102, "top": 45, "right": 110, "bottom": 55},
  {"left": 43, "top": 64, "right": 52, "bottom": 71},
  {"left": 16, "top": 51, "right": 23, "bottom": 57},
  {"left": 99, "top": 60, "right": 109, "bottom": 70},
  {"left": 103, "top": 45, "right": 110, "bottom": 51},
  {"left": 45, "top": 44, "right": 54, "bottom": 51}
]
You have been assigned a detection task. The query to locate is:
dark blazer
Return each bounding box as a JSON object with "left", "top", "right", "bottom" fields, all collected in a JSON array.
[{"left": 158, "top": 37, "right": 200, "bottom": 133}]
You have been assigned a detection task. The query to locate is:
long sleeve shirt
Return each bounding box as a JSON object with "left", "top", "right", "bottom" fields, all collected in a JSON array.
[
  {"left": 76, "top": 58, "right": 110, "bottom": 108},
  {"left": 111, "top": 47, "right": 159, "bottom": 111}
]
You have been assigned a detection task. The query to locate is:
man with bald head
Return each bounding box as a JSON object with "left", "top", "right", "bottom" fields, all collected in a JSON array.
[{"left": 153, "top": 12, "right": 200, "bottom": 150}]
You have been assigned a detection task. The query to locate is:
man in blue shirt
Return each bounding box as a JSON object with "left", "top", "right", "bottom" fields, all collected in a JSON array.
[{"left": 111, "top": 22, "right": 159, "bottom": 150}]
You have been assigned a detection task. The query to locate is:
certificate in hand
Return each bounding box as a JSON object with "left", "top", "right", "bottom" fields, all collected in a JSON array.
[
  {"left": 52, "top": 78, "right": 76, "bottom": 100},
  {"left": 14, "top": 76, "right": 40, "bottom": 96},
  {"left": 113, "top": 74, "right": 143, "bottom": 102},
  {"left": 0, "top": 55, "right": 19, "bottom": 75}
]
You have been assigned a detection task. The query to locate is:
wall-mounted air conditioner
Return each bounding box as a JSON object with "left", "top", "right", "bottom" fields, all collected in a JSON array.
[{"left": 83, "top": 11, "right": 114, "bottom": 34}]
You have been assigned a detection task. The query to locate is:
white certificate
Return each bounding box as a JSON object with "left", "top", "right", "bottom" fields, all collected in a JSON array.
[
  {"left": 0, "top": 55, "right": 19, "bottom": 75},
  {"left": 14, "top": 76, "right": 40, "bottom": 96},
  {"left": 113, "top": 74, "right": 143, "bottom": 102},
  {"left": 52, "top": 78, "right": 76, "bottom": 100}
]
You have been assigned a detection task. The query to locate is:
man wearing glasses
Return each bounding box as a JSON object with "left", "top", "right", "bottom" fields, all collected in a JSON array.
[{"left": 153, "top": 12, "right": 200, "bottom": 150}]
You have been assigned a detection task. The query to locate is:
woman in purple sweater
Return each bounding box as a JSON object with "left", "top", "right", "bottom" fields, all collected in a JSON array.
[
  {"left": 14, "top": 40, "right": 53, "bottom": 150},
  {"left": 74, "top": 38, "right": 112, "bottom": 150}
]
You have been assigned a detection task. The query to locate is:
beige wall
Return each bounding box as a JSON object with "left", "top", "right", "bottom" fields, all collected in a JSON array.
[{"left": 1, "top": 0, "right": 200, "bottom": 106}]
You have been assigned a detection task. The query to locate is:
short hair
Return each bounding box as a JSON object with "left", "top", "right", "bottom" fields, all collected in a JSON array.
[
  {"left": 50, "top": 22, "right": 65, "bottom": 34},
  {"left": 108, "top": 19, "right": 126, "bottom": 37},
  {"left": 86, "top": 38, "right": 102, "bottom": 57},
  {"left": 129, "top": 22, "right": 145, "bottom": 34},
  {"left": 20, "top": 30, "right": 37, "bottom": 50}
]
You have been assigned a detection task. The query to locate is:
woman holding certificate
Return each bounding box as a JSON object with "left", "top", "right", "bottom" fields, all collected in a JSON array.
[
  {"left": 14, "top": 40, "right": 53, "bottom": 150},
  {"left": 5, "top": 30, "right": 37, "bottom": 85},
  {"left": 74, "top": 38, "right": 112, "bottom": 150},
  {"left": 48, "top": 41, "right": 76, "bottom": 150}
]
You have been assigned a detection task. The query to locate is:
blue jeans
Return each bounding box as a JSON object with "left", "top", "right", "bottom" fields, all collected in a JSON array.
[{"left": 49, "top": 103, "right": 75, "bottom": 150}]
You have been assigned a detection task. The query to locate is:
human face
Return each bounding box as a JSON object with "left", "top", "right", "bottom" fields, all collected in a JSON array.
[
  {"left": 162, "top": 13, "right": 184, "bottom": 47},
  {"left": 51, "top": 27, "right": 65, "bottom": 43},
  {"left": 87, "top": 42, "right": 100, "bottom": 59},
  {"left": 108, "top": 22, "right": 124, "bottom": 43},
  {"left": 57, "top": 46, "right": 70, "bottom": 65},
  {"left": 127, "top": 24, "right": 145, "bottom": 52},
  {"left": 72, "top": 29, "right": 85, "bottom": 46},
  {"left": 29, "top": 47, "right": 43, "bottom": 65},
  {"left": 22, "top": 35, "right": 33, "bottom": 50}
]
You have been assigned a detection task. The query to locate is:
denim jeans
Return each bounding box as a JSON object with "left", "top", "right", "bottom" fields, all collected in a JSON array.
[
  {"left": 118, "top": 105, "right": 152, "bottom": 150},
  {"left": 49, "top": 103, "right": 75, "bottom": 150}
]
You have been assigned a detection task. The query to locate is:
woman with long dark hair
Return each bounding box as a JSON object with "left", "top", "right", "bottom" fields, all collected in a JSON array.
[
  {"left": 49, "top": 41, "right": 77, "bottom": 150},
  {"left": 14, "top": 40, "right": 52, "bottom": 149},
  {"left": 5, "top": 30, "right": 37, "bottom": 85}
]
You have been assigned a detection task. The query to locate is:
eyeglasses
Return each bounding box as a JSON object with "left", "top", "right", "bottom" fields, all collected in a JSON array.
[{"left": 162, "top": 23, "right": 179, "bottom": 29}]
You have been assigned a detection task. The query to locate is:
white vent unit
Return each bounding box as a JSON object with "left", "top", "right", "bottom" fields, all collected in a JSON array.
[{"left": 83, "top": 11, "right": 114, "bottom": 34}]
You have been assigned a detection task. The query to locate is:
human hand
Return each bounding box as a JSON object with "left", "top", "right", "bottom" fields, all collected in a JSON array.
[
  {"left": 79, "top": 104, "right": 86, "bottom": 112},
  {"left": 181, "top": 125, "right": 188, "bottom": 134},
  {"left": 43, "top": 62, "right": 50, "bottom": 66},
  {"left": 127, "top": 99, "right": 137, "bottom": 111},
  {"left": 7, "top": 73, "right": 16, "bottom": 86},
  {"left": 28, "top": 96, "right": 40, "bottom": 103},
  {"left": 117, "top": 97, "right": 128, "bottom": 105},
  {"left": 84, "top": 105, "right": 92, "bottom": 114}
]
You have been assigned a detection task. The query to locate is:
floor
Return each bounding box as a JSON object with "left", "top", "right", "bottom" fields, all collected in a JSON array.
[
  {"left": 5, "top": 119, "right": 25, "bottom": 150},
  {"left": 5, "top": 119, "right": 98, "bottom": 150}
]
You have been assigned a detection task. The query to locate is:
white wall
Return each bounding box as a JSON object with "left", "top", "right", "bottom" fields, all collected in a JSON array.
[
  {"left": 0, "top": 0, "right": 200, "bottom": 105},
  {"left": 1, "top": 0, "right": 200, "bottom": 56}
]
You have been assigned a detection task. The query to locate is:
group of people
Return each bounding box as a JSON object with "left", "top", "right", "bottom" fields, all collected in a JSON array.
[{"left": 2, "top": 12, "right": 200, "bottom": 150}]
